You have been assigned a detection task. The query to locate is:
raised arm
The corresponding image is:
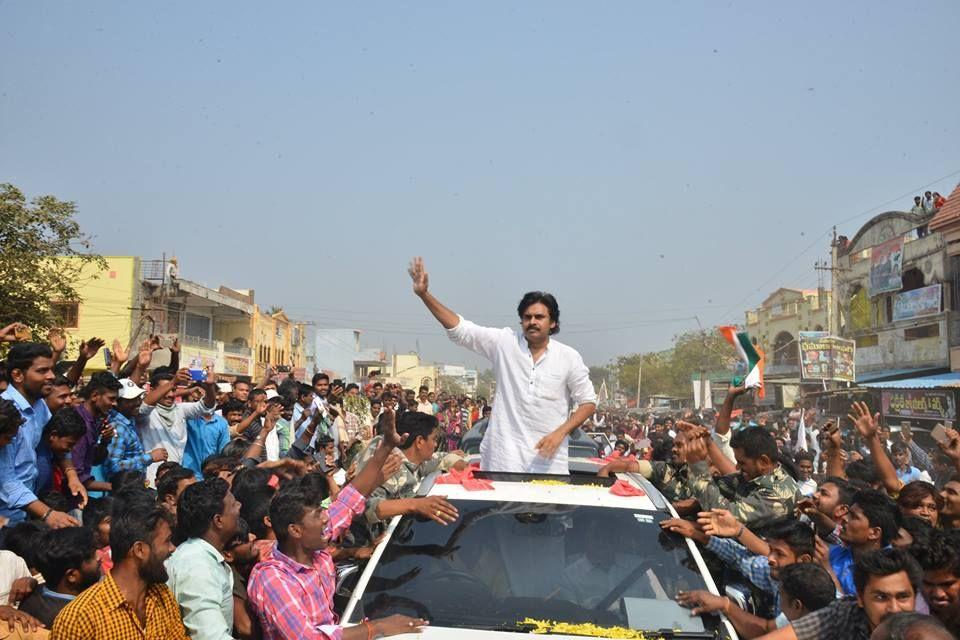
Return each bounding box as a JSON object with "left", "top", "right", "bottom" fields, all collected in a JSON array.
[
  {"left": 849, "top": 402, "right": 900, "bottom": 496},
  {"left": 409, "top": 257, "right": 459, "bottom": 330},
  {"left": 715, "top": 385, "right": 748, "bottom": 436}
]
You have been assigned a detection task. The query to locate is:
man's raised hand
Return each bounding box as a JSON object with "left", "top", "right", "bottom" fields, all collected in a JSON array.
[
  {"left": 379, "top": 408, "right": 406, "bottom": 449},
  {"left": 408, "top": 257, "right": 429, "bottom": 297}
]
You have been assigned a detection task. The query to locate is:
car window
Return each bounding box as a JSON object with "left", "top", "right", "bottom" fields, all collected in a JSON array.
[{"left": 348, "top": 500, "right": 715, "bottom": 635}]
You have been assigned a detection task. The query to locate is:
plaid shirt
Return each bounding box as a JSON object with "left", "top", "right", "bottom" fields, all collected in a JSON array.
[
  {"left": 791, "top": 597, "right": 871, "bottom": 640},
  {"left": 706, "top": 537, "right": 781, "bottom": 613},
  {"left": 51, "top": 571, "right": 188, "bottom": 639},
  {"left": 248, "top": 485, "right": 365, "bottom": 640},
  {"left": 103, "top": 409, "right": 152, "bottom": 479}
]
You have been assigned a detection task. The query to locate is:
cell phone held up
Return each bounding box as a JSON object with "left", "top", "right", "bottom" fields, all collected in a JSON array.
[
  {"left": 932, "top": 424, "right": 950, "bottom": 446},
  {"left": 188, "top": 368, "right": 208, "bottom": 383}
]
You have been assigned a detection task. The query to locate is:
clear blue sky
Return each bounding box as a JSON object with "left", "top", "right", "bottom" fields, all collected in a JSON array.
[{"left": 2, "top": 1, "right": 958, "bottom": 370}]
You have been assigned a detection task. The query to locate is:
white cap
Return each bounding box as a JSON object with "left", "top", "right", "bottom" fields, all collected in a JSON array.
[
  {"left": 117, "top": 379, "right": 146, "bottom": 400},
  {"left": 216, "top": 383, "right": 233, "bottom": 394},
  {"left": 265, "top": 389, "right": 280, "bottom": 400}
]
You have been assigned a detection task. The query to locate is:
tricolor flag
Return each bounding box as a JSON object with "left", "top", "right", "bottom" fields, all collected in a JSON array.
[{"left": 719, "top": 326, "right": 765, "bottom": 399}]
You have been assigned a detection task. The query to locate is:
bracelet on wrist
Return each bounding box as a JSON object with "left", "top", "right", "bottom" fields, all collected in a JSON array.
[
  {"left": 41, "top": 507, "right": 53, "bottom": 522},
  {"left": 735, "top": 524, "right": 745, "bottom": 539}
]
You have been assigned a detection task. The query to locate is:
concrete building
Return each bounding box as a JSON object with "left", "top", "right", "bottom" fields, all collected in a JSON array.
[
  {"left": 385, "top": 353, "right": 439, "bottom": 392},
  {"left": 836, "top": 209, "right": 949, "bottom": 380},
  {"left": 439, "top": 364, "right": 479, "bottom": 396},
  {"left": 745, "top": 288, "right": 832, "bottom": 373},
  {"left": 313, "top": 329, "right": 387, "bottom": 383}
]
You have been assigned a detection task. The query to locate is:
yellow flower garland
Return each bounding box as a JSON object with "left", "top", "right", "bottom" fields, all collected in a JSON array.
[{"left": 519, "top": 618, "right": 662, "bottom": 639}]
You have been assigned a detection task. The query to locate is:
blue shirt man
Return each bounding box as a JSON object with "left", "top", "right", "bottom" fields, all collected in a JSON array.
[
  {"left": 183, "top": 411, "right": 230, "bottom": 479},
  {"left": 0, "top": 384, "right": 50, "bottom": 523}
]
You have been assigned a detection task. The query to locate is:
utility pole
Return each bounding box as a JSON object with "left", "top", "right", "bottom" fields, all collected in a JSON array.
[
  {"left": 635, "top": 363, "right": 642, "bottom": 409},
  {"left": 695, "top": 315, "right": 708, "bottom": 411}
]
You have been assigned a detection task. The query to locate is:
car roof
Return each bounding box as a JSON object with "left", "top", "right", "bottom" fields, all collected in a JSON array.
[{"left": 421, "top": 457, "right": 665, "bottom": 512}]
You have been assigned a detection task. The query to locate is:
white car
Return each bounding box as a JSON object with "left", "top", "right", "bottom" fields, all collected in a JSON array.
[{"left": 339, "top": 459, "right": 737, "bottom": 639}]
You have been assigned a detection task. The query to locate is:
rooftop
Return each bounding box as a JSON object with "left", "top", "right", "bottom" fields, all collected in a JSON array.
[{"left": 929, "top": 183, "right": 960, "bottom": 232}]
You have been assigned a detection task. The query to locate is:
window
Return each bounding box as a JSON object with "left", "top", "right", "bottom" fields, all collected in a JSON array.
[
  {"left": 902, "top": 267, "right": 925, "bottom": 292},
  {"left": 185, "top": 313, "right": 211, "bottom": 340},
  {"left": 50, "top": 302, "right": 79, "bottom": 328},
  {"left": 905, "top": 324, "right": 939, "bottom": 340},
  {"left": 773, "top": 332, "right": 797, "bottom": 365}
]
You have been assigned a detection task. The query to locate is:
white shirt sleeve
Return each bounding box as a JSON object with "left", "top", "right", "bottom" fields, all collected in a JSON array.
[
  {"left": 566, "top": 351, "right": 597, "bottom": 407},
  {"left": 446, "top": 316, "right": 509, "bottom": 362}
]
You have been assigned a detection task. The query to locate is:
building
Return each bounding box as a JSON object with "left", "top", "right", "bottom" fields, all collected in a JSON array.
[
  {"left": 744, "top": 287, "right": 832, "bottom": 407},
  {"left": 52, "top": 256, "right": 142, "bottom": 368},
  {"left": 439, "top": 364, "right": 479, "bottom": 396},
  {"left": 836, "top": 209, "right": 949, "bottom": 381},
  {"left": 385, "top": 352, "right": 439, "bottom": 392},
  {"left": 313, "top": 329, "right": 387, "bottom": 383},
  {"left": 250, "top": 305, "right": 307, "bottom": 381}
]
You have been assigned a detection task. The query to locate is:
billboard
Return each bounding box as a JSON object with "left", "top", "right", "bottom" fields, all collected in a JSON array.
[
  {"left": 893, "top": 284, "right": 942, "bottom": 322},
  {"left": 798, "top": 332, "right": 856, "bottom": 382},
  {"left": 882, "top": 389, "right": 956, "bottom": 422},
  {"left": 869, "top": 236, "right": 904, "bottom": 295}
]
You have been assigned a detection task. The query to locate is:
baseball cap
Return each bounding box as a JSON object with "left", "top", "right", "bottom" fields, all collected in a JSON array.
[
  {"left": 118, "top": 378, "right": 146, "bottom": 400},
  {"left": 265, "top": 389, "right": 280, "bottom": 400}
]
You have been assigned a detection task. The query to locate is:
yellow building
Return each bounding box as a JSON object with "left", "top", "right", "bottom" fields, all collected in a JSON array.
[
  {"left": 251, "top": 307, "right": 307, "bottom": 380},
  {"left": 385, "top": 353, "right": 439, "bottom": 392},
  {"left": 53, "top": 256, "right": 141, "bottom": 372},
  {"left": 745, "top": 288, "right": 832, "bottom": 369}
]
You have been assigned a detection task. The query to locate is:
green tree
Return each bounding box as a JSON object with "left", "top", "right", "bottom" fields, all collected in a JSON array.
[
  {"left": 439, "top": 375, "right": 467, "bottom": 397},
  {"left": 0, "top": 184, "right": 106, "bottom": 334},
  {"left": 476, "top": 368, "right": 496, "bottom": 400},
  {"left": 615, "top": 330, "right": 736, "bottom": 401}
]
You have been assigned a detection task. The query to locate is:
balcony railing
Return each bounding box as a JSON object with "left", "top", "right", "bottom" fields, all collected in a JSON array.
[{"left": 223, "top": 343, "right": 252, "bottom": 357}]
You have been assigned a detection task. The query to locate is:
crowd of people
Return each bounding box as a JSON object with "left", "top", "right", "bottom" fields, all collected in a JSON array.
[
  {"left": 910, "top": 190, "right": 947, "bottom": 215},
  {"left": 1, "top": 303, "right": 960, "bottom": 640},
  {"left": 590, "top": 386, "right": 960, "bottom": 639},
  {"left": 0, "top": 325, "right": 483, "bottom": 639}
]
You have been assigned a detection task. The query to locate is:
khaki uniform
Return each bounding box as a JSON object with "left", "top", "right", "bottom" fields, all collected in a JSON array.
[{"left": 685, "top": 461, "right": 799, "bottom": 524}]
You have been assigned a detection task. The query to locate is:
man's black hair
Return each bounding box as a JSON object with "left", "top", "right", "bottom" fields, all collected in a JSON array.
[
  {"left": 149, "top": 371, "right": 174, "bottom": 388},
  {"left": 380, "top": 391, "right": 394, "bottom": 402},
  {"left": 877, "top": 612, "right": 950, "bottom": 640},
  {"left": 110, "top": 502, "right": 174, "bottom": 562},
  {"left": 794, "top": 450, "right": 815, "bottom": 463},
  {"left": 241, "top": 488, "right": 274, "bottom": 539},
  {"left": 111, "top": 485, "right": 157, "bottom": 515},
  {"left": 156, "top": 466, "right": 196, "bottom": 504},
  {"left": 3, "top": 521, "right": 48, "bottom": 569},
  {"left": 176, "top": 478, "right": 231, "bottom": 541},
  {"left": 270, "top": 477, "right": 330, "bottom": 543},
  {"left": 109, "top": 469, "right": 146, "bottom": 489},
  {"left": 345, "top": 383, "right": 359, "bottom": 393},
  {"left": 765, "top": 517, "right": 815, "bottom": 557},
  {"left": 846, "top": 459, "right": 880, "bottom": 486},
  {"left": 398, "top": 411, "right": 439, "bottom": 449},
  {"left": 82, "top": 371, "right": 122, "bottom": 397},
  {"left": 297, "top": 383, "right": 314, "bottom": 400},
  {"left": 311, "top": 372, "right": 329, "bottom": 386},
  {"left": 83, "top": 496, "right": 114, "bottom": 529},
  {"left": 418, "top": 385, "right": 429, "bottom": 393},
  {"left": 778, "top": 563, "right": 836, "bottom": 613},
  {"left": 51, "top": 375, "right": 72, "bottom": 388},
  {"left": 155, "top": 460, "right": 182, "bottom": 481},
  {"left": 40, "top": 491, "right": 69, "bottom": 512},
  {"left": 909, "top": 529, "right": 960, "bottom": 577},
  {"left": 517, "top": 291, "right": 560, "bottom": 335},
  {"left": 853, "top": 547, "right": 922, "bottom": 596},
  {"left": 277, "top": 378, "right": 299, "bottom": 401},
  {"left": 222, "top": 438, "right": 250, "bottom": 459},
  {"left": 34, "top": 527, "right": 96, "bottom": 588},
  {"left": 890, "top": 441, "right": 908, "bottom": 456},
  {"left": 730, "top": 426, "right": 778, "bottom": 461},
  {"left": 820, "top": 476, "right": 856, "bottom": 506},
  {"left": 852, "top": 489, "right": 900, "bottom": 546},
  {"left": 202, "top": 454, "right": 239, "bottom": 479},
  {"left": 5, "top": 343, "right": 53, "bottom": 376},
  {"left": 652, "top": 436, "right": 674, "bottom": 462},
  {"left": 220, "top": 399, "right": 246, "bottom": 415},
  {"left": 42, "top": 407, "right": 86, "bottom": 441},
  {"left": 0, "top": 398, "right": 24, "bottom": 437}
]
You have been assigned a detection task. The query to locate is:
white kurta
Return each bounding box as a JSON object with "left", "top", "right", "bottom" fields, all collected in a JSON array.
[
  {"left": 137, "top": 400, "right": 215, "bottom": 484},
  {"left": 447, "top": 316, "right": 597, "bottom": 474}
]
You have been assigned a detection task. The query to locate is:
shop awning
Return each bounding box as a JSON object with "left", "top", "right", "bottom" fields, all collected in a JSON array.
[{"left": 860, "top": 372, "right": 960, "bottom": 389}]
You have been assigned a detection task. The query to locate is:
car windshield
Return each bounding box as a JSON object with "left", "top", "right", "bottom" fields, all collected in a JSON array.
[{"left": 347, "top": 500, "right": 716, "bottom": 636}]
